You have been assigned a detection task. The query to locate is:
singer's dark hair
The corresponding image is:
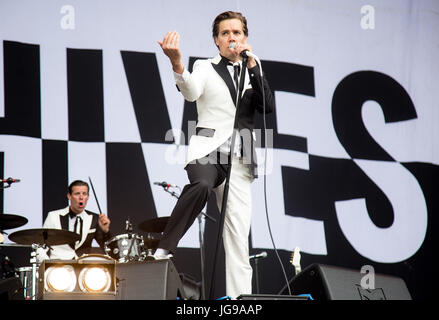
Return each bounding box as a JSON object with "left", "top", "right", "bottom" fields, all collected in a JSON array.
[
  {"left": 212, "top": 11, "right": 248, "bottom": 40},
  {"left": 68, "top": 180, "right": 89, "bottom": 194}
]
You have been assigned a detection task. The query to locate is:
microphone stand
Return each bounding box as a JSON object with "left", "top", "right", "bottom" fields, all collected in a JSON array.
[
  {"left": 254, "top": 258, "right": 260, "bottom": 294},
  {"left": 0, "top": 182, "right": 11, "bottom": 189},
  {"left": 159, "top": 184, "right": 216, "bottom": 300},
  {"left": 208, "top": 54, "right": 249, "bottom": 299}
]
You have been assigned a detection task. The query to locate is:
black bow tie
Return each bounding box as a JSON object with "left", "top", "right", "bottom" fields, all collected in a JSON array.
[
  {"left": 68, "top": 210, "right": 77, "bottom": 219},
  {"left": 228, "top": 61, "right": 240, "bottom": 70}
]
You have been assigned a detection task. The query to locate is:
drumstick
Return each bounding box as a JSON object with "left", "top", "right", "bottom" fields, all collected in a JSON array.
[{"left": 88, "top": 177, "right": 102, "bottom": 214}]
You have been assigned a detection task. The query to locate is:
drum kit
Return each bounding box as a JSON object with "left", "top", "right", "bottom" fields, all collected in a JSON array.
[
  {"left": 1, "top": 212, "right": 169, "bottom": 299},
  {"left": 103, "top": 217, "right": 168, "bottom": 263}
]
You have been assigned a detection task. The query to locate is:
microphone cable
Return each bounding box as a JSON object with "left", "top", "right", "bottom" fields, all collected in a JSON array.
[{"left": 252, "top": 56, "right": 292, "bottom": 296}]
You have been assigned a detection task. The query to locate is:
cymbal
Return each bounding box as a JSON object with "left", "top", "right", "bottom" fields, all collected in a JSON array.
[
  {"left": 0, "top": 213, "right": 28, "bottom": 230},
  {"left": 8, "top": 228, "right": 81, "bottom": 246},
  {"left": 138, "top": 217, "right": 169, "bottom": 233}
]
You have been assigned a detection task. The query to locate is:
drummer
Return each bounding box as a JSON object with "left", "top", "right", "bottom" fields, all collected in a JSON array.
[{"left": 36, "top": 180, "right": 111, "bottom": 262}]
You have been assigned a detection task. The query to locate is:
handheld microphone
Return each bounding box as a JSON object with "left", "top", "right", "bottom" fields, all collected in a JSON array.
[
  {"left": 249, "top": 251, "right": 267, "bottom": 260},
  {"left": 229, "top": 42, "right": 258, "bottom": 59},
  {"left": 240, "top": 49, "right": 258, "bottom": 60},
  {"left": 154, "top": 181, "right": 177, "bottom": 188},
  {"left": 1, "top": 178, "right": 21, "bottom": 184},
  {"left": 228, "top": 42, "right": 261, "bottom": 75}
]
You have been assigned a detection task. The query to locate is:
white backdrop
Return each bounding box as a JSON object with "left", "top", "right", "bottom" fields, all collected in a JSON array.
[{"left": 1, "top": 0, "right": 438, "bottom": 269}]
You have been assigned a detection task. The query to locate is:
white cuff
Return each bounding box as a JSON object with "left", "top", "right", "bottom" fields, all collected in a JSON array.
[{"left": 173, "top": 69, "right": 190, "bottom": 83}]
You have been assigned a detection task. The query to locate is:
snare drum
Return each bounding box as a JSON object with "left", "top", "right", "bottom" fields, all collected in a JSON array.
[
  {"left": 104, "top": 233, "right": 146, "bottom": 263},
  {"left": 16, "top": 266, "right": 38, "bottom": 299}
]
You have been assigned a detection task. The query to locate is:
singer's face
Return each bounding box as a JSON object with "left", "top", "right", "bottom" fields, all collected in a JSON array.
[
  {"left": 68, "top": 185, "right": 89, "bottom": 214},
  {"left": 215, "top": 18, "right": 247, "bottom": 62}
]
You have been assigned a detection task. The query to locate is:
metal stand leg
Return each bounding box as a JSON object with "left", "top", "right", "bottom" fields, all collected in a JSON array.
[
  {"left": 30, "top": 244, "right": 39, "bottom": 300},
  {"left": 254, "top": 259, "right": 260, "bottom": 294},
  {"left": 198, "top": 214, "right": 205, "bottom": 300}
]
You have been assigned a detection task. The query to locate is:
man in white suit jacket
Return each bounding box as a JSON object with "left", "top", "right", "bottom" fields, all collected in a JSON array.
[
  {"left": 37, "top": 180, "right": 111, "bottom": 261},
  {"left": 156, "top": 11, "right": 275, "bottom": 299}
]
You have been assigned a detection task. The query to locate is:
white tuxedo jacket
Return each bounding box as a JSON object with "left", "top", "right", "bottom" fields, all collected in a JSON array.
[
  {"left": 39, "top": 206, "right": 111, "bottom": 260},
  {"left": 176, "top": 54, "right": 274, "bottom": 175}
]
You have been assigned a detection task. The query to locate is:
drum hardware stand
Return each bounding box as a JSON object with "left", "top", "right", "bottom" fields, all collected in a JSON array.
[
  {"left": 125, "top": 218, "right": 133, "bottom": 233},
  {"left": 124, "top": 218, "right": 141, "bottom": 262},
  {"left": 29, "top": 243, "right": 42, "bottom": 300},
  {"left": 143, "top": 232, "right": 157, "bottom": 259},
  {"left": 125, "top": 218, "right": 134, "bottom": 259},
  {"left": 158, "top": 184, "right": 216, "bottom": 300}
]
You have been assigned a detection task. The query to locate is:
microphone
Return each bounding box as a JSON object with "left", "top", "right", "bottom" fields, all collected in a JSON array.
[
  {"left": 1, "top": 178, "right": 21, "bottom": 184},
  {"left": 154, "top": 181, "right": 177, "bottom": 188},
  {"left": 228, "top": 42, "right": 261, "bottom": 73},
  {"left": 240, "top": 49, "right": 258, "bottom": 60},
  {"left": 249, "top": 251, "right": 267, "bottom": 260}
]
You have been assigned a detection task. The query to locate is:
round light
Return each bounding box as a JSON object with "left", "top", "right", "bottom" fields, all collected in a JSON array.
[
  {"left": 45, "top": 265, "right": 76, "bottom": 292},
  {"left": 78, "top": 266, "right": 111, "bottom": 293}
]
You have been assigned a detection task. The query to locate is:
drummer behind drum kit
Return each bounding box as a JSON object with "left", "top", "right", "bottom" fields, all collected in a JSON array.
[{"left": 1, "top": 211, "right": 170, "bottom": 300}]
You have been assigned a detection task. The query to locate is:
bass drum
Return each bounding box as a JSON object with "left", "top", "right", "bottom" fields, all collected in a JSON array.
[{"left": 104, "top": 233, "right": 146, "bottom": 263}]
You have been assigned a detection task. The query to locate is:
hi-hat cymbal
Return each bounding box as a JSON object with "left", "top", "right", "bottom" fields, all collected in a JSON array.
[
  {"left": 0, "top": 213, "right": 28, "bottom": 230},
  {"left": 138, "top": 217, "right": 169, "bottom": 233},
  {"left": 8, "top": 228, "right": 81, "bottom": 246}
]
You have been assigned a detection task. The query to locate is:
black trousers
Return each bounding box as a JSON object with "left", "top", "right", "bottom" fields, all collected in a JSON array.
[{"left": 158, "top": 152, "right": 229, "bottom": 253}]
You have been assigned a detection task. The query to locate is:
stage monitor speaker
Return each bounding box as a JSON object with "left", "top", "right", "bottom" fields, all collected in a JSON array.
[
  {"left": 0, "top": 277, "right": 24, "bottom": 300},
  {"left": 116, "top": 260, "right": 186, "bottom": 300},
  {"left": 238, "top": 294, "right": 310, "bottom": 300},
  {"left": 281, "top": 263, "right": 411, "bottom": 300},
  {"left": 179, "top": 273, "right": 201, "bottom": 300}
]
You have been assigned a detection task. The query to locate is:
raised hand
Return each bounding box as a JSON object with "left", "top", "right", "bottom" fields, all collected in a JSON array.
[{"left": 158, "top": 31, "right": 184, "bottom": 74}]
